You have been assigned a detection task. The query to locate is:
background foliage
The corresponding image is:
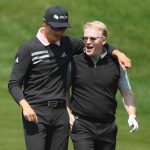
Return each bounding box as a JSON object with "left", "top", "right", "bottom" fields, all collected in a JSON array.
[{"left": 0, "top": 0, "right": 150, "bottom": 149}]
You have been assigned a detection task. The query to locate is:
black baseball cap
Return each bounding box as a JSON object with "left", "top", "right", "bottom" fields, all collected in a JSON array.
[{"left": 44, "top": 6, "right": 71, "bottom": 28}]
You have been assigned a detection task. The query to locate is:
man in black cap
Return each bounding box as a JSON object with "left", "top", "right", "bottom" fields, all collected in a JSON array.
[{"left": 8, "top": 6, "right": 131, "bottom": 150}]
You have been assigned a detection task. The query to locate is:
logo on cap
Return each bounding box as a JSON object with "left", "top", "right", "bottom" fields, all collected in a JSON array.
[{"left": 53, "top": 14, "right": 59, "bottom": 20}]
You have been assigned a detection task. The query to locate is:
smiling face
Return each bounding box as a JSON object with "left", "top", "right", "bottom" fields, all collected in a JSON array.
[{"left": 83, "top": 27, "right": 106, "bottom": 57}]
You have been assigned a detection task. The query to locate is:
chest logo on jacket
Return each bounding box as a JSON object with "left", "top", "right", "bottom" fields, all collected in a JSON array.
[
  {"left": 61, "top": 52, "right": 67, "bottom": 58},
  {"left": 31, "top": 50, "right": 50, "bottom": 64}
]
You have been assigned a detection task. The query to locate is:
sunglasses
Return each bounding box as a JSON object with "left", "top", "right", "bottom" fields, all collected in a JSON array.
[
  {"left": 82, "top": 36, "right": 104, "bottom": 42},
  {"left": 50, "top": 25, "right": 67, "bottom": 32}
]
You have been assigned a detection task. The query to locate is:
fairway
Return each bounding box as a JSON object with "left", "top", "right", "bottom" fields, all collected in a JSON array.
[{"left": 0, "top": 0, "right": 150, "bottom": 150}]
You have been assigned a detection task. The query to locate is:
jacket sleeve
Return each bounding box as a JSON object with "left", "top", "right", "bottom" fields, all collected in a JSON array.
[
  {"left": 8, "top": 45, "right": 31, "bottom": 104},
  {"left": 69, "top": 37, "right": 84, "bottom": 55},
  {"left": 118, "top": 66, "right": 131, "bottom": 92},
  {"left": 104, "top": 43, "right": 115, "bottom": 55}
]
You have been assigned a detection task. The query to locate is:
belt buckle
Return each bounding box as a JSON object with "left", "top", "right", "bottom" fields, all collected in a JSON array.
[{"left": 48, "top": 101, "right": 58, "bottom": 108}]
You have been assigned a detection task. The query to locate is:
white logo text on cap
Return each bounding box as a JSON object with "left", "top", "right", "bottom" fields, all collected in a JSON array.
[{"left": 53, "top": 14, "right": 68, "bottom": 20}]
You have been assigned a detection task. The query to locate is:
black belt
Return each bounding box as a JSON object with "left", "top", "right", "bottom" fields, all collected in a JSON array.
[
  {"left": 35, "top": 101, "right": 66, "bottom": 108},
  {"left": 75, "top": 114, "right": 114, "bottom": 123}
]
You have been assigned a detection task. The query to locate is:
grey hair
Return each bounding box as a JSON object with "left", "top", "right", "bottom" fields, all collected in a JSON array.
[{"left": 83, "top": 21, "right": 108, "bottom": 37}]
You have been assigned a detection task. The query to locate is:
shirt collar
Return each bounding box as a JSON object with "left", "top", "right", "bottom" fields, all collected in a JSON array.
[
  {"left": 91, "top": 47, "right": 107, "bottom": 61},
  {"left": 99, "top": 48, "right": 107, "bottom": 59},
  {"left": 36, "top": 27, "right": 60, "bottom": 46}
]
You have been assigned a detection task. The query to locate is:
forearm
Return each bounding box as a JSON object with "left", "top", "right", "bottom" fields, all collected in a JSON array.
[
  {"left": 124, "top": 103, "right": 136, "bottom": 115},
  {"left": 19, "top": 99, "right": 31, "bottom": 109},
  {"left": 8, "top": 80, "right": 25, "bottom": 104},
  {"left": 121, "top": 91, "right": 138, "bottom": 132},
  {"left": 67, "top": 106, "right": 72, "bottom": 114},
  {"left": 112, "top": 50, "right": 131, "bottom": 69},
  {"left": 121, "top": 91, "right": 136, "bottom": 115},
  {"left": 112, "top": 50, "right": 127, "bottom": 60}
]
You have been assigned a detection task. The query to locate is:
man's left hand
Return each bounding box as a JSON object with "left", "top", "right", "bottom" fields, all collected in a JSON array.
[{"left": 128, "top": 114, "right": 138, "bottom": 133}]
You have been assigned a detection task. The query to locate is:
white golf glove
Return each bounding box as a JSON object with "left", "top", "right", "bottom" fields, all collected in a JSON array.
[{"left": 128, "top": 114, "right": 138, "bottom": 133}]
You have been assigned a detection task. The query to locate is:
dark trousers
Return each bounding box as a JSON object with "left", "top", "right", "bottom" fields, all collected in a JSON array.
[
  {"left": 71, "top": 117, "right": 117, "bottom": 150},
  {"left": 22, "top": 105, "right": 69, "bottom": 150}
]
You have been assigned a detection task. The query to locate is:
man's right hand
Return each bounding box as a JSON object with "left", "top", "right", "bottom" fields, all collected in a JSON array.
[
  {"left": 19, "top": 99, "right": 38, "bottom": 122},
  {"left": 67, "top": 107, "right": 76, "bottom": 129}
]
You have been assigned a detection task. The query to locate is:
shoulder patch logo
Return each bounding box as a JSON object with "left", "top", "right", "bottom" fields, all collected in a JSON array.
[{"left": 15, "top": 57, "right": 19, "bottom": 63}]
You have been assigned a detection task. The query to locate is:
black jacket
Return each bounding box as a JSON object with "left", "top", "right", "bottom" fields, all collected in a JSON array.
[{"left": 70, "top": 52, "right": 120, "bottom": 122}]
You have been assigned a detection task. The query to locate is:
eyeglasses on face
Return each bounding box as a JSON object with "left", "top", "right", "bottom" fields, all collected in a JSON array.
[
  {"left": 82, "top": 36, "right": 104, "bottom": 42},
  {"left": 50, "top": 25, "right": 67, "bottom": 32}
]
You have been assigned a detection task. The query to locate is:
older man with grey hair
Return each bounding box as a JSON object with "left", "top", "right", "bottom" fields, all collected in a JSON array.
[{"left": 67, "top": 21, "right": 138, "bottom": 150}]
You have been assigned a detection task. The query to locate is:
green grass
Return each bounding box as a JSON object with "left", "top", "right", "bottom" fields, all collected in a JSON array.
[{"left": 0, "top": 0, "right": 149, "bottom": 149}]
